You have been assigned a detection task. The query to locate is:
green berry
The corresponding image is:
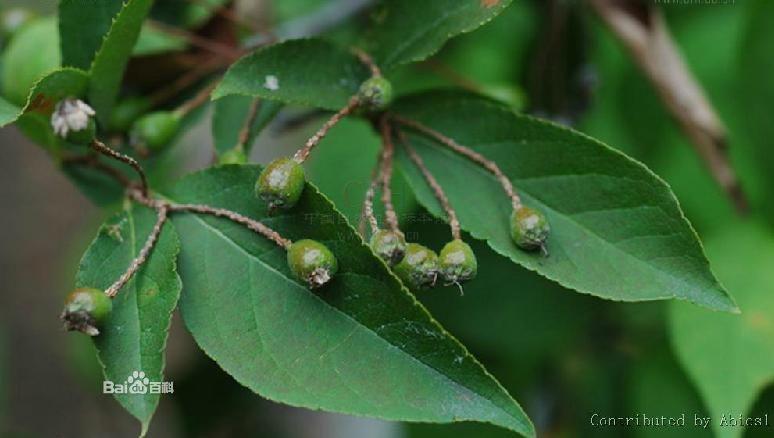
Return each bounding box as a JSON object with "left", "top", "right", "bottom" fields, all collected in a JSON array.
[
  {"left": 393, "top": 243, "right": 439, "bottom": 290},
  {"left": 131, "top": 111, "right": 180, "bottom": 151},
  {"left": 369, "top": 229, "right": 406, "bottom": 266},
  {"left": 511, "top": 206, "right": 550, "bottom": 251},
  {"left": 0, "top": 8, "right": 36, "bottom": 39},
  {"left": 287, "top": 239, "right": 338, "bottom": 289},
  {"left": 256, "top": 157, "right": 305, "bottom": 210},
  {"left": 439, "top": 239, "right": 477, "bottom": 284},
  {"left": 218, "top": 148, "right": 247, "bottom": 165},
  {"left": 357, "top": 76, "right": 393, "bottom": 111},
  {"left": 61, "top": 287, "right": 112, "bottom": 336},
  {"left": 109, "top": 97, "right": 150, "bottom": 132}
]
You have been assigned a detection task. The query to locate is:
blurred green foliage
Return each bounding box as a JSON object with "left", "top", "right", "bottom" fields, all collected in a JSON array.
[{"left": 2, "top": 0, "right": 773, "bottom": 436}]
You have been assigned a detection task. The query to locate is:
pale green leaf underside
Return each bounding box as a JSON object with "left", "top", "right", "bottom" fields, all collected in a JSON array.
[
  {"left": 76, "top": 202, "right": 181, "bottom": 435},
  {"left": 393, "top": 91, "right": 735, "bottom": 312},
  {"left": 363, "top": 0, "right": 513, "bottom": 70},
  {"left": 133, "top": 24, "right": 187, "bottom": 56},
  {"left": 166, "top": 165, "right": 534, "bottom": 437},
  {"left": 213, "top": 38, "right": 370, "bottom": 110},
  {"left": 89, "top": 0, "right": 154, "bottom": 124},
  {"left": 670, "top": 222, "right": 774, "bottom": 438}
]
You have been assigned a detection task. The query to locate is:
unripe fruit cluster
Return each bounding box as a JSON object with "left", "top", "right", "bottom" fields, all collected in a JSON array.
[{"left": 370, "top": 233, "right": 478, "bottom": 291}]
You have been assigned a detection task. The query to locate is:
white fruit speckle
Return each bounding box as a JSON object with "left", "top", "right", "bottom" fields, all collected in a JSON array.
[{"left": 264, "top": 75, "right": 279, "bottom": 91}]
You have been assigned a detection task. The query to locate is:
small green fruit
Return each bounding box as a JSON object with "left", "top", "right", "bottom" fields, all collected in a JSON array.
[
  {"left": 256, "top": 157, "right": 305, "bottom": 210},
  {"left": 109, "top": 97, "right": 150, "bottom": 132},
  {"left": 357, "top": 76, "right": 393, "bottom": 111},
  {"left": 393, "top": 243, "right": 439, "bottom": 290},
  {"left": 369, "top": 229, "right": 406, "bottom": 266},
  {"left": 218, "top": 148, "right": 247, "bottom": 165},
  {"left": 61, "top": 287, "right": 112, "bottom": 336},
  {"left": 439, "top": 239, "right": 477, "bottom": 284},
  {"left": 131, "top": 111, "right": 180, "bottom": 151},
  {"left": 511, "top": 206, "right": 550, "bottom": 251},
  {"left": 287, "top": 239, "right": 338, "bottom": 289}
]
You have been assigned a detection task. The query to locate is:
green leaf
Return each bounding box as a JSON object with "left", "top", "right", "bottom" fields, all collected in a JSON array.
[
  {"left": 59, "top": 0, "right": 124, "bottom": 69},
  {"left": 151, "top": 0, "right": 230, "bottom": 29},
  {"left": 628, "top": 349, "right": 711, "bottom": 438},
  {"left": 76, "top": 201, "right": 181, "bottom": 436},
  {"left": 133, "top": 24, "right": 187, "bottom": 56},
  {"left": 362, "top": 0, "right": 513, "bottom": 70},
  {"left": 670, "top": 221, "right": 774, "bottom": 438},
  {"left": 211, "top": 95, "right": 282, "bottom": 156},
  {"left": 1, "top": 16, "right": 61, "bottom": 106},
  {"left": 165, "top": 165, "right": 535, "bottom": 437},
  {"left": 214, "top": 38, "right": 370, "bottom": 110},
  {"left": 89, "top": 0, "right": 154, "bottom": 124},
  {"left": 0, "top": 67, "right": 89, "bottom": 129},
  {"left": 740, "top": 0, "right": 774, "bottom": 225},
  {"left": 392, "top": 90, "right": 735, "bottom": 312}
]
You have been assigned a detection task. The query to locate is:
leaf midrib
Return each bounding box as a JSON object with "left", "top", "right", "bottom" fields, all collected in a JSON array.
[
  {"left": 124, "top": 204, "right": 155, "bottom": 421},
  {"left": 183, "top": 211, "right": 528, "bottom": 430},
  {"left": 408, "top": 135, "right": 726, "bottom": 306}
]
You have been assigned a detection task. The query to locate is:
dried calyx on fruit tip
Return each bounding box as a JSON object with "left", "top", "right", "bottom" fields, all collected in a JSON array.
[
  {"left": 51, "top": 98, "right": 96, "bottom": 145},
  {"left": 357, "top": 76, "right": 393, "bottom": 111},
  {"left": 61, "top": 287, "right": 112, "bottom": 336},
  {"left": 130, "top": 111, "right": 180, "bottom": 152},
  {"left": 439, "top": 239, "right": 477, "bottom": 284},
  {"left": 511, "top": 206, "right": 550, "bottom": 252},
  {"left": 256, "top": 157, "right": 305, "bottom": 211},
  {"left": 394, "top": 243, "right": 439, "bottom": 290},
  {"left": 287, "top": 239, "right": 338, "bottom": 289},
  {"left": 369, "top": 229, "right": 406, "bottom": 266}
]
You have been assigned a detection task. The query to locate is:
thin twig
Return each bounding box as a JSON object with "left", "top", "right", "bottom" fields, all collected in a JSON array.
[
  {"left": 90, "top": 139, "right": 149, "bottom": 197},
  {"left": 105, "top": 205, "right": 168, "bottom": 297},
  {"left": 292, "top": 96, "right": 361, "bottom": 163},
  {"left": 352, "top": 47, "right": 381, "bottom": 77},
  {"left": 394, "top": 116, "right": 522, "bottom": 210},
  {"left": 129, "top": 189, "right": 292, "bottom": 249},
  {"left": 398, "top": 131, "right": 461, "bottom": 240},
  {"left": 170, "top": 203, "right": 292, "bottom": 248},
  {"left": 175, "top": 80, "right": 219, "bottom": 117},
  {"left": 148, "top": 19, "right": 243, "bottom": 60},
  {"left": 235, "top": 98, "right": 263, "bottom": 149},
  {"left": 379, "top": 117, "right": 400, "bottom": 233},
  {"left": 588, "top": 0, "right": 747, "bottom": 213},
  {"left": 359, "top": 157, "right": 382, "bottom": 236}
]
